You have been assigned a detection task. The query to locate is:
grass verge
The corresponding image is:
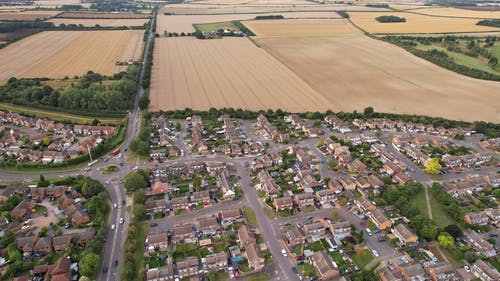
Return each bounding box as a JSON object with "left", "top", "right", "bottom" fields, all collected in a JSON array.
[
  {"left": 0, "top": 102, "right": 124, "bottom": 125},
  {"left": 243, "top": 206, "right": 258, "bottom": 226}
]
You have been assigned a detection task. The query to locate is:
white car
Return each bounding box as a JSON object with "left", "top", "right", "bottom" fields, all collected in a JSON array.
[
  {"left": 120, "top": 217, "right": 124, "bottom": 224},
  {"left": 372, "top": 250, "right": 379, "bottom": 257},
  {"left": 464, "top": 265, "right": 471, "bottom": 272},
  {"left": 281, "top": 249, "right": 287, "bottom": 257},
  {"left": 113, "top": 203, "right": 117, "bottom": 208},
  {"left": 111, "top": 224, "right": 115, "bottom": 230}
]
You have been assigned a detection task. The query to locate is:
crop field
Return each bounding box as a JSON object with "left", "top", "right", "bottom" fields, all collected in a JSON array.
[
  {"left": 48, "top": 18, "right": 149, "bottom": 27},
  {"left": 0, "top": 10, "right": 60, "bottom": 20},
  {"left": 255, "top": 35, "right": 500, "bottom": 122},
  {"left": 149, "top": 37, "right": 332, "bottom": 112},
  {"left": 412, "top": 7, "right": 500, "bottom": 19},
  {"left": 56, "top": 12, "right": 150, "bottom": 19},
  {"left": 349, "top": 12, "right": 500, "bottom": 34},
  {"left": 33, "top": 0, "right": 88, "bottom": 8},
  {"left": 156, "top": 12, "right": 340, "bottom": 34},
  {"left": 242, "top": 18, "right": 359, "bottom": 37},
  {"left": 162, "top": 3, "right": 387, "bottom": 15},
  {"left": 0, "top": 30, "right": 143, "bottom": 83}
]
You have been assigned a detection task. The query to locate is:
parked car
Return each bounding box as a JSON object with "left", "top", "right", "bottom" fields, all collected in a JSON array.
[
  {"left": 151, "top": 223, "right": 158, "bottom": 227},
  {"left": 377, "top": 237, "right": 386, "bottom": 242},
  {"left": 292, "top": 267, "right": 299, "bottom": 274},
  {"left": 114, "top": 260, "right": 118, "bottom": 267},
  {"left": 111, "top": 224, "right": 115, "bottom": 230},
  {"left": 373, "top": 229, "right": 381, "bottom": 234},
  {"left": 306, "top": 216, "right": 313, "bottom": 220},
  {"left": 281, "top": 249, "right": 288, "bottom": 256},
  {"left": 120, "top": 217, "right": 124, "bottom": 224},
  {"left": 464, "top": 265, "right": 471, "bottom": 272},
  {"left": 372, "top": 250, "right": 379, "bottom": 257}
]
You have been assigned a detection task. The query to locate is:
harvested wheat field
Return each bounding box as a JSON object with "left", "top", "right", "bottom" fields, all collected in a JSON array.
[
  {"left": 411, "top": 7, "right": 500, "bottom": 19},
  {"left": 243, "top": 18, "right": 359, "bottom": 37},
  {"left": 0, "top": 10, "right": 60, "bottom": 20},
  {"left": 254, "top": 35, "right": 500, "bottom": 122},
  {"left": 162, "top": 3, "right": 387, "bottom": 15},
  {"left": 56, "top": 12, "right": 150, "bottom": 19},
  {"left": 0, "top": 30, "right": 143, "bottom": 83},
  {"left": 157, "top": 12, "right": 340, "bottom": 34},
  {"left": 48, "top": 18, "right": 149, "bottom": 27},
  {"left": 349, "top": 11, "right": 500, "bottom": 34},
  {"left": 150, "top": 37, "right": 332, "bottom": 112}
]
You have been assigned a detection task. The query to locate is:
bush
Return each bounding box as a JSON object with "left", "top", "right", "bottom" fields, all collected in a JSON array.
[{"left": 376, "top": 15, "right": 406, "bottom": 23}]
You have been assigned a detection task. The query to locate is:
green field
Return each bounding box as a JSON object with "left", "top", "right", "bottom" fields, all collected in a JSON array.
[
  {"left": 243, "top": 206, "right": 258, "bottom": 226},
  {"left": 413, "top": 188, "right": 454, "bottom": 227},
  {"left": 351, "top": 249, "right": 374, "bottom": 269},
  {"left": 0, "top": 103, "right": 124, "bottom": 125},
  {"left": 415, "top": 43, "right": 500, "bottom": 75},
  {"left": 193, "top": 21, "right": 238, "bottom": 32},
  {"left": 491, "top": 44, "right": 500, "bottom": 71}
]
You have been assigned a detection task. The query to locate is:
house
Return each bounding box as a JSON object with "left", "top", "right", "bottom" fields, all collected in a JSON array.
[
  {"left": 485, "top": 208, "right": 500, "bottom": 225},
  {"left": 355, "top": 197, "right": 376, "bottom": 212},
  {"left": 302, "top": 220, "right": 326, "bottom": 242},
  {"left": 426, "top": 263, "right": 459, "bottom": 281},
  {"left": 203, "top": 252, "right": 228, "bottom": 272},
  {"left": 146, "top": 264, "right": 174, "bottom": 281},
  {"left": 464, "top": 211, "right": 490, "bottom": 226},
  {"left": 329, "top": 221, "right": 352, "bottom": 239},
  {"left": 217, "top": 171, "right": 235, "bottom": 200},
  {"left": 149, "top": 181, "right": 170, "bottom": 196},
  {"left": 350, "top": 159, "right": 367, "bottom": 173},
  {"left": 57, "top": 195, "right": 74, "bottom": 210},
  {"left": 31, "top": 187, "right": 46, "bottom": 202},
  {"left": 169, "top": 196, "right": 189, "bottom": 210},
  {"left": 309, "top": 251, "right": 339, "bottom": 280},
  {"left": 464, "top": 229, "right": 496, "bottom": 257},
  {"left": 339, "top": 176, "right": 356, "bottom": 190},
  {"left": 75, "top": 230, "right": 95, "bottom": 247},
  {"left": 273, "top": 196, "right": 293, "bottom": 211},
  {"left": 52, "top": 235, "right": 72, "bottom": 253},
  {"left": 392, "top": 224, "right": 418, "bottom": 246},
  {"left": 146, "top": 232, "right": 168, "bottom": 253},
  {"left": 315, "top": 189, "right": 336, "bottom": 204},
  {"left": 285, "top": 226, "right": 305, "bottom": 247},
  {"left": 294, "top": 193, "right": 315, "bottom": 207},
  {"left": 245, "top": 242, "right": 265, "bottom": 270},
  {"left": 0, "top": 184, "right": 28, "bottom": 202},
  {"left": 34, "top": 237, "right": 52, "bottom": 256},
  {"left": 367, "top": 174, "right": 384, "bottom": 189},
  {"left": 198, "top": 216, "right": 220, "bottom": 236},
  {"left": 368, "top": 209, "right": 392, "bottom": 230},
  {"left": 355, "top": 177, "right": 370, "bottom": 189},
  {"left": 378, "top": 265, "right": 403, "bottom": 281},
  {"left": 393, "top": 172, "right": 412, "bottom": 185},
  {"left": 472, "top": 259, "right": 500, "bottom": 281},
  {"left": 191, "top": 191, "right": 210, "bottom": 205},
  {"left": 399, "top": 263, "right": 427, "bottom": 281},
  {"left": 176, "top": 257, "right": 199, "bottom": 279},
  {"left": 328, "top": 180, "right": 343, "bottom": 194},
  {"left": 10, "top": 200, "right": 35, "bottom": 220},
  {"left": 145, "top": 199, "right": 167, "bottom": 215},
  {"left": 257, "top": 170, "right": 279, "bottom": 198},
  {"left": 219, "top": 208, "right": 242, "bottom": 222},
  {"left": 17, "top": 236, "right": 38, "bottom": 257},
  {"left": 70, "top": 208, "right": 90, "bottom": 225},
  {"left": 172, "top": 223, "right": 195, "bottom": 244},
  {"left": 238, "top": 225, "right": 256, "bottom": 248}
]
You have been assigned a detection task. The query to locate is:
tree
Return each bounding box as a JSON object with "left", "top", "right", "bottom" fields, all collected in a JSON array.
[
  {"left": 424, "top": 158, "right": 442, "bottom": 175},
  {"left": 80, "top": 252, "right": 100, "bottom": 277},
  {"left": 419, "top": 223, "right": 439, "bottom": 240},
  {"left": 0, "top": 230, "right": 15, "bottom": 248},
  {"left": 38, "top": 174, "right": 49, "bottom": 187},
  {"left": 363, "top": 106, "right": 374, "bottom": 116},
  {"left": 123, "top": 172, "right": 147, "bottom": 194},
  {"left": 82, "top": 178, "right": 104, "bottom": 198},
  {"left": 438, "top": 232, "right": 455, "bottom": 249},
  {"left": 444, "top": 224, "right": 462, "bottom": 239},
  {"left": 133, "top": 204, "right": 146, "bottom": 221},
  {"left": 193, "top": 175, "right": 202, "bottom": 192}
]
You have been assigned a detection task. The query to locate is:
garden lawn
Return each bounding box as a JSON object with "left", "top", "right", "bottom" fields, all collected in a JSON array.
[{"left": 351, "top": 249, "right": 374, "bottom": 269}]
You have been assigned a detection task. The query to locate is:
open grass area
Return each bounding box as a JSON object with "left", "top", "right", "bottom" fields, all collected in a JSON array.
[
  {"left": 100, "top": 165, "right": 119, "bottom": 174},
  {"left": 243, "top": 206, "right": 258, "bottom": 226},
  {"left": 194, "top": 21, "right": 238, "bottom": 32},
  {"left": 245, "top": 273, "right": 270, "bottom": 281},
  {"left": 208, "top": 270, "right": 229, "bottom": 281},
  {"left": 413, "top": 188, "right": 454, "bottom": 227},
  {"left": 135, "top": 222, "right": 147, "bottom": 280},
  {"left": 0, "top": 103, "right": 124, "bottom": 125},
  {"left": 415, "top": 43, "right": 499, "bottom": 75},
  {"left": 298, "top": 263, "right": 316, "bottom": 279},
  {"left": 351, "top": 249, "right": 374, "bottom": 269}
]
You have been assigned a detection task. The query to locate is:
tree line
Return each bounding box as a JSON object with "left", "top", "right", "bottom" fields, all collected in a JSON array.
[{"left": 375, "top": 15, "right": 406, "bottom": 23}]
